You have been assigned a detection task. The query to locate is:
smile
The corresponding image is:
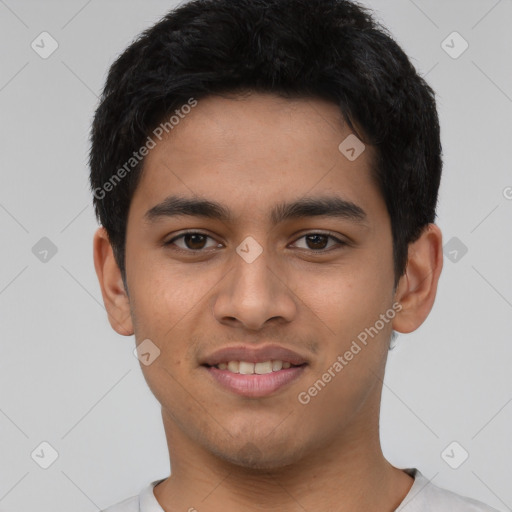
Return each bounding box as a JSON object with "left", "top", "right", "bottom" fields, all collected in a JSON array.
[
  {"left": 211, "top": 360, "right": 302, "bottom": 374},
  {"left": 203, "top": 362, "right": 307, "bottom": 398}
]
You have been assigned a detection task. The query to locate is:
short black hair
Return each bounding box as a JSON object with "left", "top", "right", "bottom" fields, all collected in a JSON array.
[{"left": 89, "top": 0, "right": 442, "bottom": 290}]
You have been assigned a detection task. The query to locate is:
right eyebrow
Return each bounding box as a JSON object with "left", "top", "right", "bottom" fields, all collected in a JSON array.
[{"left": 144, "top": 195, "right": 234, "bottom": 223}]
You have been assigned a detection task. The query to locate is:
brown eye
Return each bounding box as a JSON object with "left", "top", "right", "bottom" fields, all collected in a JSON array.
[
  {"left": 165, "top": 232, "right": 221, "bottom": 251},
  {"left": 292, "top": 233, "right": 346, "bottom": 251},
  {"left": 305, "top": 234, "right": 329, "bottom": 250},
  {"left": 182, "top": 233, "right": 208, "bottom": 250}
]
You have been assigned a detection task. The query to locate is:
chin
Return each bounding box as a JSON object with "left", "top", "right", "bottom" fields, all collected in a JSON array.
[{"left": 213, "top": 439, "right": 305, "bottom": 471}]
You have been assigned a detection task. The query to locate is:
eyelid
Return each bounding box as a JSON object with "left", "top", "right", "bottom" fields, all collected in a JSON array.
[
  {"left": 164, "top": 230, "right": 221, "bottom": 250},
  {"left": 289, "top": 231, "right": 348, "bottom": 250}
]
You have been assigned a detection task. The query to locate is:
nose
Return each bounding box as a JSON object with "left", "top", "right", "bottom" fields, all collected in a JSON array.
[{"left": 211, "top": 245, "right": 297, "bottom": 331}]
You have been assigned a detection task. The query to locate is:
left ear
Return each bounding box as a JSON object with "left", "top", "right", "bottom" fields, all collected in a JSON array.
[{"left": 392, "top": 223, "right": 443, "bottom": 334}]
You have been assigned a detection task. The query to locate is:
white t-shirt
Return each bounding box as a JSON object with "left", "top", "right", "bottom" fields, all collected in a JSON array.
[{"left": 101, "top": 468, "right": 501, "bottom": 512}]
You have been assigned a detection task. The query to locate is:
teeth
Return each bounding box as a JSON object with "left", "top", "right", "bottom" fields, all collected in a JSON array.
[
  {"left": 239, "top": 361, "right": 254, "bottom": 374},
  {"left": 215, "top": 360, "right": 299, "bottom": 374},
  {"left": 227, "top": 361, "right": 239, "bottom": 373},
  {"left": 255, "top": 361, "right": 273, "bottom": 374}
]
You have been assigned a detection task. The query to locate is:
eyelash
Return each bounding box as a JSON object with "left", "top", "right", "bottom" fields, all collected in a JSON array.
[{"left": 164, "top": 230, "right": 348, "bottom": 253}]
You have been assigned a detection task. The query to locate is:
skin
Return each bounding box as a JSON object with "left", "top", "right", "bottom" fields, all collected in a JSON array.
[{"left": 93, "top": 92, "right": 443, "bottom": 512}]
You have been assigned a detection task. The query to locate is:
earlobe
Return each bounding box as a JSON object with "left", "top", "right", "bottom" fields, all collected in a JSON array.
[
  {"left": 392, "top": 223, "right": 443, "bottom": 334},
  {"left": 92, "top": 227, "right": 134, "bottom": 336}
]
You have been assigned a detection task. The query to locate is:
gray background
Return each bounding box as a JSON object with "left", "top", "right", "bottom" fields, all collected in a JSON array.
[{"left": 0, "top": 0, "right": 511, "bottom": 511}]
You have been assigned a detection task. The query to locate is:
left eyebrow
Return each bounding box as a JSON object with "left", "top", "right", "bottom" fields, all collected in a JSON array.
[
  {"left": 270, "top": 196, "right": 369, "bottom": 226},
  {"left": 144, "top": 194, "right": 369, "bottom": 227}
]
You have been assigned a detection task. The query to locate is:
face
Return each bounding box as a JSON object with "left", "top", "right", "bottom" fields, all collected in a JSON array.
[{"left": 120, "top": 92, "right": 401, "bottom": 469}]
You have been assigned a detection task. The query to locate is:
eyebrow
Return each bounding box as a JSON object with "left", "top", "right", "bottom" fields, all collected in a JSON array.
[{"left": 144, "top": 194, "right": 368, "bottom": 226}]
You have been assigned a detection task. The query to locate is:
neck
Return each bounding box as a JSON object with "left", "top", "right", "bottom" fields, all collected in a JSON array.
[{"left": 153, "top": 400, "right": 413, "bottom": 512}]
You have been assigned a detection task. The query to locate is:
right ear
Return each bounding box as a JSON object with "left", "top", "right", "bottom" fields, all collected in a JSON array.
[{"left": 92, "top": 227, "right": 134, "bottom": 336}]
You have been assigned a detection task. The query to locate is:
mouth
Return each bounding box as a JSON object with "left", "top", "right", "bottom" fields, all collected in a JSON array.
[
  {"left": 200, "top": 344, "right": 309, "bottom": 398},
  {"left": 205, "top": 360, "right": 305, "bottom": 374},
  {"left": 201, "top": 360, "right": 308, "bottom": 398}
]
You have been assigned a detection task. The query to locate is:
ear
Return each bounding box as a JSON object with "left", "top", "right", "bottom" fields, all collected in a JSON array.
[
  {"left": 392, "top": 223, "right": 443, "bottom": 334},
  {"left": 93, "top": 227, "right": 134, "bottom": 336}
]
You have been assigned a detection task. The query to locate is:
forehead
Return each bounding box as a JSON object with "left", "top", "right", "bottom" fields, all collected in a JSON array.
[{"left": 129, "top": 92, "right": 385, "bottom": 224}]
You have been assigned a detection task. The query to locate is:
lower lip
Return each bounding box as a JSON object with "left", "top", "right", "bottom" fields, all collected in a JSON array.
[{"left": 203, "top": 365, "right": 306, "bottom": 398}]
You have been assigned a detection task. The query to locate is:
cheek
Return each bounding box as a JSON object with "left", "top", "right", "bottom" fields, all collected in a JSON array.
[
  {"left": 128, "top": 259, "right": 206, "bottom": 334},
  {"left": 294, "top": 257, "right": 392, "bottom": 345},
  {"left": 128, "top": 262, "right": 217, "bottom": 374}
]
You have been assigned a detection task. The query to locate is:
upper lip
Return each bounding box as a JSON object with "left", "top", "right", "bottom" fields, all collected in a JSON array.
[{"left": 201, "top": 344, "right": 309, "bottom": 366}]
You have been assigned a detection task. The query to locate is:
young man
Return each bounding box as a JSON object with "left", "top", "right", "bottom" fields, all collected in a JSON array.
[{"left": 90, "top": 0, "right": 498, "bottom": 510}]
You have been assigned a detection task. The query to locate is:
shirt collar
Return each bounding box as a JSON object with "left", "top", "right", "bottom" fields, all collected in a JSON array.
[
  {"left": 139, "top": 478, "right": 166, "bottom": 511},
  {"left": 140, "top": 469, "right": 422, "bottom": 511}
]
